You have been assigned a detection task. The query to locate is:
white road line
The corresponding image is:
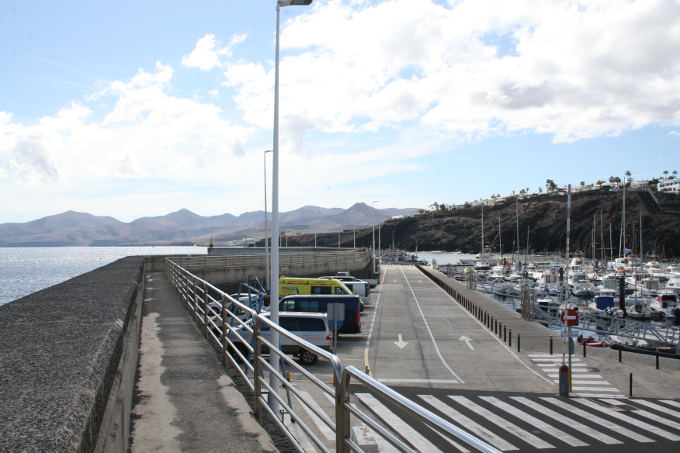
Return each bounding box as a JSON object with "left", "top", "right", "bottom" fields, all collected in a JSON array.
[
  {"left": 363, "top": 266, "right": 387, "bottom": 376},
  {"left": 429, "top": 272, "right": 553, "bottom": 385},
  {"left": 572, "top": 386, "right": 621, "bottom": 392},
  {"left": 662, "top": 400, "right": 680, "bottom": 409},
  {"left": 288, "top": 419, "right": 321, "bottom": 453},
  {"left": 571, "top": 393, "right": 626, "bottom": 398},
  {"left": 552, "top": 380, "right": 611, "bottom": 385},
  {"left": 540, "top": 397, "right": 654, "bottom": 442},
  {"left": 511, "top": 397, "right": 622, "bottom": 445},
  {"left": 295, "top": 390, "right": 335, "bottom": 442},
  {"left": 632, "top": 399, "right": 680, "bottom": 421},
  {"left": 419, "top": 395, "right": 518, "bottom": 451},
  {"left": 355, "top": 393, "right": 447, "bottom": 453},
  {"left": 537, "top": 363, "right": 587, "bottom": 367},
  {"left": 352, "top": 425, "right": 400, "bottom": 453},
  {"left": 574, "top": 398, "right": 680, "bottom": 441},
  {"left": 480, "top": 396, "right": 588, "bottom": 447},
  {"left": 607, "top": 403, "right": 680, "bottom": 432},
  {"left": 379, "top": 378, "right": 460, "bottom": 384},
  {"left": 547, "top": 374, "right": 602, "bottom": 379},
  {"left": 532, "top": 358, "right": 583, "bottom": 362},
  {"left": 400, "top": 267, "right": 464, "bottom": 383},
  {"left": 448, "top": 396, "right": 555, "bottom": 449}
]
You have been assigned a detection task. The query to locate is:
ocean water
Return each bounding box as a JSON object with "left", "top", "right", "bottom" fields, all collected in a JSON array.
[{"left": 0, "top": 246, "right": 206, "bottom": 306}]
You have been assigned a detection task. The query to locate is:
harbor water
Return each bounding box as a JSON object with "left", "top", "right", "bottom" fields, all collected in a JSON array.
[{"left": 0, "top": 246, "right": 206, "bottom": 306}]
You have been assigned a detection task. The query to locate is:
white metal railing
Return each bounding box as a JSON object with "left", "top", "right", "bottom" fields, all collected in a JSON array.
[{"left": 164, "top": 258, "right": 499, "bottom": 453}]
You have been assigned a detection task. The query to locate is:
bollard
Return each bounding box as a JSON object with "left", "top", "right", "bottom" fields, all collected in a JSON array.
[
  {"left": 517, "top": 333, "right": 521, "bottom": 352},
  {"left": 618, "top": 348, "right": 622, "bottom": 362},
  {"left": 656, "top": 349, "right": 660, "bottom": 370},
  {"left": 559, "top": 364, "right": 569, "bottom": 397},
  {"left": 494, "top": 319, "right": 498, "bottom": 335},
  {"left": 509, "top": 329, "right": 512, "bottom": 347},
  {"left": 504, "top": 325, "right": 507, "bottom": 342},
  {"left": 550, "top": 336, "right": 553, "bottom": 355},
  {"left": 583, "top": 341, "right": 586, "bottom": 358},
  {"left": 629, "top": 372, "right": 633, "bottom": 397}
]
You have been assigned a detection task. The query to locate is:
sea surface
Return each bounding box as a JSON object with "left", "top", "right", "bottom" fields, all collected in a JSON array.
[{"left": 0, "top": 246, "right": 206, "bottom": 306}]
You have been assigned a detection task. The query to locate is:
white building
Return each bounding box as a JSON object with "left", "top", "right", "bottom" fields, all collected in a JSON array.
[{"left": 658, "top": 178, "right": 680, "bottom": 193}]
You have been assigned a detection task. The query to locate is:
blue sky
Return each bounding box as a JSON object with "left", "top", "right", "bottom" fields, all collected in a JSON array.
[{"left": 1, "top": 0, "right": 679, "bottom": 223}]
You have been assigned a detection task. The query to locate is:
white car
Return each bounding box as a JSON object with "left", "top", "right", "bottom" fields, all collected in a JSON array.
[{"left": 227, "top": 311, "right": 332, "bottom": 365}]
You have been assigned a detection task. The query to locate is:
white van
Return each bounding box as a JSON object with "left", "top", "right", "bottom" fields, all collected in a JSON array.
[{"left": 227, "top": 312, "right": 332, "bottom": 365}]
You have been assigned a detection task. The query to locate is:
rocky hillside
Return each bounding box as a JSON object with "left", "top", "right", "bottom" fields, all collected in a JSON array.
[{"left": 277, "top": 190, "right": 680, "bottom": 258}]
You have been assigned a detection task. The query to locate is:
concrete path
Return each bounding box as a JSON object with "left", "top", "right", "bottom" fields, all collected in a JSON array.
[{"left": 130, "top": 272, "right": 280, "bottom": 453}]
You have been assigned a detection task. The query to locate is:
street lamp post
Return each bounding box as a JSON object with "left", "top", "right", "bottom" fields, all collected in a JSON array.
[
  {"left": 271, "top": 0, "right": 313, "bottom": 408},
  {"left": 372, "top": 201, "right": 379, "bottom": 274},
  {"left": 264, "top": 150, "right": 272, "bottom": 291}
]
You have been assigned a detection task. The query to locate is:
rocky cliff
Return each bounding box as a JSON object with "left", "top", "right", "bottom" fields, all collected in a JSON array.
[{"left": 279, "top": 190, "right": 680, "bottom": 258}]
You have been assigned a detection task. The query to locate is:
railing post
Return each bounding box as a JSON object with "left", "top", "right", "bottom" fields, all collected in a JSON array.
[
  {"left": 336, "top": 370, "right": 351, "bottom": 453},
  {"left": 202, "top": 281, "right": 209, "bottom": 339},
  {"left": 253, "top": 316, "right": 263, "bottom": 420},
  {"left": 583, "top": 341, "right": 586, "bottom": 358},
  {"left": 550, "top": 335, "right": 553, "bottom": 355},
  {"left": 509, "top": 329, "right": 512, "bottom": 347},
  {"left": 192, "top": 275, "right": 198, "bottom": 323},
  {"left": 618, "top": 348, "right": 622, "bottom": 362},
  {"left": 221, "top": 294, "right": 228, "bottom": 367}
]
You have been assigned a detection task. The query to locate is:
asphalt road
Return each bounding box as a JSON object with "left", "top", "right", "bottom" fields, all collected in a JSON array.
[{"left": 284, "top": 265, "right": 680, "bottom": 453}]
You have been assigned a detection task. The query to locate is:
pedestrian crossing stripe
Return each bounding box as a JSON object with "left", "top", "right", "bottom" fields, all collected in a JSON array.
[
  {"left": 574, "top": 398, "right": 680, "bottom": 441},
  {"left": 287, "top": 389, "right": 680, "bottom": 452},
  {"left": 448, "top": 395, "right": 555, "bottom": 449},
  {"left": 540, "top": 397, "right": 655, "bottom": 443},
  {"left": 418, "top": 394, "right": 519, "bottom": 451},
  {"left": 480, "top": 396, "right": 589, "bottom": 447},
  {"left": 510, "top": 396, "right": 622, "bottom": 445}
]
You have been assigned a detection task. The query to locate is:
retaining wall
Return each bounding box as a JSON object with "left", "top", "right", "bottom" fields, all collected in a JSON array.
[{"left": 0, "top": 256, "right": 145, "bottom": 452}]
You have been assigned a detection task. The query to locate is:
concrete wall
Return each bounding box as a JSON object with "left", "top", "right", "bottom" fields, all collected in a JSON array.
[{"left": 0, "top": 257, "right": 145, "bottom": 452}]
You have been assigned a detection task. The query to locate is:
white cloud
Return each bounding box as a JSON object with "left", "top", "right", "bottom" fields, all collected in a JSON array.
[
  {"left": 0, "top": 63, "right": 255, "bottom": 187},
  {"left": 225, "top": 0, "right": 680, "bottom": 144},
  {"left": 182, "top": 33, "right": 249, "bottom": 71}
]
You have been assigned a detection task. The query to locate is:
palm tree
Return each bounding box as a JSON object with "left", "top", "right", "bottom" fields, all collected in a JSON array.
[
  {"left": 663, "top": 170, "right": 669, "bottom": 179},
  {"left": 673, "top": 170, "right": 678, "bottom": 180}
]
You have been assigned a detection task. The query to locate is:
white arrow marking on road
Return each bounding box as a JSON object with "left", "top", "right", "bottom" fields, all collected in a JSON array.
[
  {"left": 394, "top": 334, "right": 409, "bottom": 349},
  {"left": 459, "top": 335, "right": 474, "bottom": 350}
]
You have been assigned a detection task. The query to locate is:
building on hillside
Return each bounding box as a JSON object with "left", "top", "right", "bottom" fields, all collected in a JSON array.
[{"left": 658, "top": 178, "right": 680, "bottom": 193}]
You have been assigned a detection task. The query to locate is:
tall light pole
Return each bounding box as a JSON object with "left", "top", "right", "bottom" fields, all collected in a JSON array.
[
  {"left": 372, "top": 201, "right": 379, "bottom": 274},
  {"left": 264, "top": 149, "right": 272, "bottom": 291},
  {"left": 271, "top": 0, "right": 313, "bottom": 407}
]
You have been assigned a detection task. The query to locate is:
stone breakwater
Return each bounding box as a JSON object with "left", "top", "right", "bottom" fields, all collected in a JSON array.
[{"left": 0, "top": 256, "right": 145, "bottom": 452}]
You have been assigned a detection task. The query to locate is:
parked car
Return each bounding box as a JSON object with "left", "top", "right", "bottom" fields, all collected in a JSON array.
[
  {"left": 278, "top": 294, "right": 362, "bottom": 334},
  {"left": 227, "top": 311, "right": 332, "bottom": 365}
]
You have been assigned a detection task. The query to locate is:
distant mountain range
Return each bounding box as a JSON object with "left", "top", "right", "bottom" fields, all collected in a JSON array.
[{"left": 0, "top": 203, "right": 419, "bottom": 247}]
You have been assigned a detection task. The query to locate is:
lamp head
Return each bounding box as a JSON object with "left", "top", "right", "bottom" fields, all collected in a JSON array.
[{"left": 278, "top": 0, "right": 313, "bottom": 6}]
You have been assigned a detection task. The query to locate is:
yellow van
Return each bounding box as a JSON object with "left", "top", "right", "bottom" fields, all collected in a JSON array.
[{"left": 279, "top": 277, "right": 352, "bottom": 297}]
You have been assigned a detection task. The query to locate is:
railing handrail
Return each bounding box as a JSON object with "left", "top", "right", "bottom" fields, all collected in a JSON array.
[{"left": 164, "top": 257, "right": 496, "bottom": 453}]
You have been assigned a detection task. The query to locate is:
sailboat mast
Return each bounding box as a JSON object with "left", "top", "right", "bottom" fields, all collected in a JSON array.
[
  {"left": 481, "top": 204, "right": 484, "bottom": 257},
  {"left": 566, "top": 184, "right": 571, "bottom": 259},
  {"left": 498, "top": 212, "right": 502, "bottom": 258},
  {"left": 515, "top": 196, "right": 520, "bottom": 259},
  {"left": 600, "top": 211, "right": 605, "bottom": 264},
  {"left": 639, "top": 210, "right": 643, "bottom": 260}
]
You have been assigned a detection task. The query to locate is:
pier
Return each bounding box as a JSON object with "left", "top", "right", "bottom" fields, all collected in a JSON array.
[{"left": 1, "top": 254, "right": 680, "bottom": 452}]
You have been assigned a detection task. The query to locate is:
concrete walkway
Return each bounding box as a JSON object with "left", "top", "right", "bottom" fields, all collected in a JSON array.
[{"left": 130, "top": 272, "right": 280, "bottom": 453}]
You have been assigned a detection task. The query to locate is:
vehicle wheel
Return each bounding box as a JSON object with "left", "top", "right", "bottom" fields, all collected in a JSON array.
[{"left": 299, "top": 349, "right": 318, "bottom": 365}]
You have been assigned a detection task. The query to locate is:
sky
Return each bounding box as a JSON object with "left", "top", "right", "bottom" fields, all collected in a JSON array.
[{"left": 1, "top": 0, "right": 679, "bottom": 223}]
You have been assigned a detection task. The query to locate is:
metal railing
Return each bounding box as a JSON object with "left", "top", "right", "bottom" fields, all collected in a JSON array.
[{"left": 165, "top": 258, "right": 499, "bottom": 453}]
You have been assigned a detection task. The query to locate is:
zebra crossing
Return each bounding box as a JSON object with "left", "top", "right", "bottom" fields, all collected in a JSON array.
[
  {"left": 285, "top": 384, "right": 680, "bottom": 452},
  {"left": 528, "top": 353, "right": 625, "bottom": 398}
]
